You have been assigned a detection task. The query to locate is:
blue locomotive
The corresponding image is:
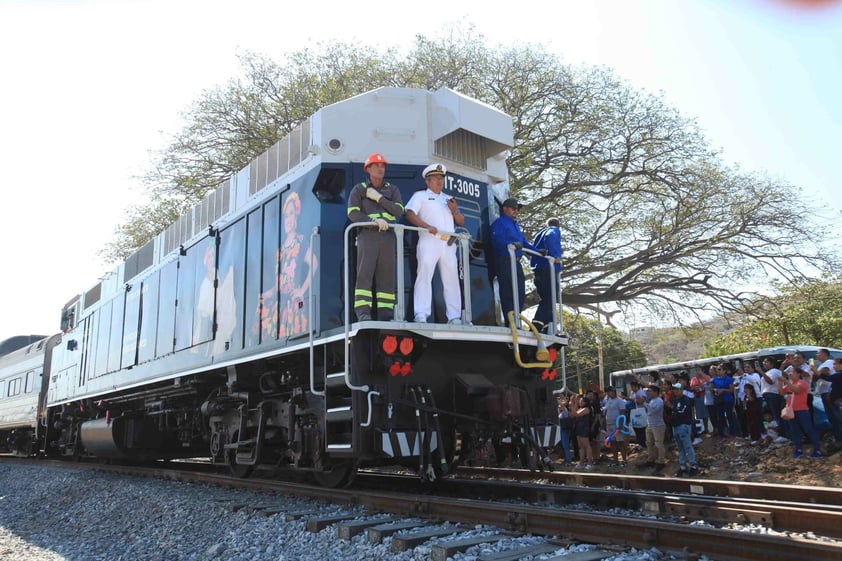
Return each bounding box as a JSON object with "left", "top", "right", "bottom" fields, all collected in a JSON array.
[{"left": 0, "top": 88, "right": 566, "bottom": 485}]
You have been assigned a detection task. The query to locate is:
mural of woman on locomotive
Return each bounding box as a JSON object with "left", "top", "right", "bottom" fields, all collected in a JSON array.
[
  {"left": 253, "top": 191, "right": 319, "bottom": 339},
  {"left": 0, "top": 88, "right": 567, "bottom": 486}
]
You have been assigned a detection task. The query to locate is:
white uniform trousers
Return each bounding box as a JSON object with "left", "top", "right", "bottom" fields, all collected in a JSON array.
[{"left": 413, "top": 237, "right": 461, "bottom": 321}]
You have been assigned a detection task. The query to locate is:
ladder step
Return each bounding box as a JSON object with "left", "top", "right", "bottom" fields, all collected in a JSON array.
[
  {"left": 326, "top": 372, "right": 348, "bottom": 388},
  {"left": 326, "top": 405, "right": 353, "bottom": 423}
]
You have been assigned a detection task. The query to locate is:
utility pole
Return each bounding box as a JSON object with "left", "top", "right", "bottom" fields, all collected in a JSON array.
[
  {"left": 597, "top": 334, "right": 604, "bottom": 391},
  {"left": 596, "top": 305, "right": 605, "bottom": 391}
]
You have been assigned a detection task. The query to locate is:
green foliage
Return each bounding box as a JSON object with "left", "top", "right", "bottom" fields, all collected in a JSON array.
[
  {"left": 704, "top": 277, "right": 842, "bottom": 355},
  {"left": 563, "top": 311, "right": 647, "bottom": 392},
  {"left": 102, "top": 24, "right": 838, "bottom": 322}
]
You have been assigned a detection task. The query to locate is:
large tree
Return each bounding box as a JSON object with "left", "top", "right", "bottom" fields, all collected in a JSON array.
[
  {"left": 102, "top": 26, "right": 837, "bottom": 322},
  {"left": 704, "top": 276, "right": 842, "bottom": 355}
]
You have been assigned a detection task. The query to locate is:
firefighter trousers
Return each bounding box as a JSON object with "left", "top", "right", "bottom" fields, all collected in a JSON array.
[{"left": 354, "top": 229, "right": 396, "bottom": 320}]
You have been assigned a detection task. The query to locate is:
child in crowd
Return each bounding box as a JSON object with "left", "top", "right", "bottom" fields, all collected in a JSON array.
[{"left": 744, "top": 384, "right": 763, "bottom": 444}]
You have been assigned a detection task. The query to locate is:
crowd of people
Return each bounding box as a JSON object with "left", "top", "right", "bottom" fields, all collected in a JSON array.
[{"left": 556, "top": 349, "right": 842, "bottom": 475}]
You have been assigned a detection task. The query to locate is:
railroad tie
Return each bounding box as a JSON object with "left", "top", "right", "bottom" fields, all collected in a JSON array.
[
  {"left": 337, "top": 516, "right": 397, "bottom": 539},
  {"left": 390, "top": 525, "right": 462, "bottom": 552},
  {"left": 305, "top": 512, "right": 365, "bottom": 533},
  {"left": 367, "top": 520, "right": 427, "bottom": 544}
]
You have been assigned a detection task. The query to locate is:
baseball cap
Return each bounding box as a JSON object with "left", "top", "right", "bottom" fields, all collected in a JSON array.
[{"left": 502, "top": 198, "right": 522, "bottom": 209}]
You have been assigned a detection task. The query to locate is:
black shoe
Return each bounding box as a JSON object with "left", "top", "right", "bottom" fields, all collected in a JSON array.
[
  {"left": 638, "top": 461, "right": 655, "bottom": 468},
  {"left": 654, "top": 463, "right": 666, "bottom": 472},
  {"left": 688, "top": 467, "right": 699, "bottom": 476},
  {"left": 676, "top": 469, "right": 687, "bottom": 477}
]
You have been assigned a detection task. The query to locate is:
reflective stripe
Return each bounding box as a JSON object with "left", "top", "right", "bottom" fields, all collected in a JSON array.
[
  {"left": 376, "top": 302, "right": 395, "bottom": 310},
  {"left": 376, "top": 292, "right": 395, "bottom": 301},
  {"left": 348, "top": 206, "right": 361, "bottom": 215},
  {"left": 367, "top": 212, "right": 398, "bottom": 222},
  {"left": 355, "top": 289, "right": 372, "bottom": 297},
  {"left": 355, "top": 300, "right": 372, "bottom": 307}
]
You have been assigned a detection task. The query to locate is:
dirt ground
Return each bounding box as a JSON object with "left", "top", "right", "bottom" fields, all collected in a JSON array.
[{"left": 580, "top": 429, "right": 842, "bottom": 487}]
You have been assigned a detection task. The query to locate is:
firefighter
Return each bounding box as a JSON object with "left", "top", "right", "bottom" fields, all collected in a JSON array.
[{"left": 347, "top": 153, "right": 405, "bottom": 321}]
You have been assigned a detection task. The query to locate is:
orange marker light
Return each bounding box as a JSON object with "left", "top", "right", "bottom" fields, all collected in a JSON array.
[
  {"left": 400, "top": 362, "right": 412, "bottom": 376},
  {"left": 548, "top": 347, "right": 558, "bottom": 362},
  {"left": 389, "top": 362, "right": 402, "bottom": 376}
]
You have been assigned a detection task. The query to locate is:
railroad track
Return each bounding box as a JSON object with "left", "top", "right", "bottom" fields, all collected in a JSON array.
[{"left": 3, "top": 456, "right": 840, "bottom": 561}]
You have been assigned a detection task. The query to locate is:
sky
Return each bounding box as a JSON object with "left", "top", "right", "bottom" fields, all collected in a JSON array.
[{"left": 0, "top": 0, "right": 840, "bottom": 341}]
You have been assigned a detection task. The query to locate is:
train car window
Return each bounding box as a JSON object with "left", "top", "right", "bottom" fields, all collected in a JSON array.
[
  {"left": 244, "top": 208, "right": 262, "bottom": 348},
  {"left": 121, "top": 283, "right": 142, "bottom": 369},
  {"left": 93, "top": 301, "right": 112, "bottom": 377},
  {"left": 217, "top": 218, "right": 246, "bottom": 354},
  {"left": 107, "top": 292, "right": 125, "bottom": 373},
  {"left": 191, "top": 236, "right": 216, "bottom": 347},
  {"left": 8, "top": 378, "right": 21, "bottom": 396},
  {"left": 24, "top": 370, "right": 34, "bottom": 393},
  {"left": 138, "top": 273, "right": 160, "bottom": 364},
  {"left": 260, "top": 196, "right": 281, "bottom": 343},
  {"left": 312, "top": 167, "right": 346, "bottom": 202},
  {"left": 174, "top": 246, "right": 198, "bottom": 351},
  {"left": 156, "top": 260, "right": 178, "bottom": 358}
]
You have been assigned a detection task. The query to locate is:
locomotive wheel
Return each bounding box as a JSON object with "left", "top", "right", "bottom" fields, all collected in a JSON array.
[
  {"left": 227, "top": 431, "right": 255, "bottom": 478},
  {"left": 312, "top": 460, "right": 358, "bottom": 488}
]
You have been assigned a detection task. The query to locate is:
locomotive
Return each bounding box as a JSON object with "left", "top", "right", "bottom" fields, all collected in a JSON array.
[{"left": 0, "top": 87, "right": 567, "bottom": 486}]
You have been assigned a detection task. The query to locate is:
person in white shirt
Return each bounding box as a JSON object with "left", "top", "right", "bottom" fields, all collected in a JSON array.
[
  {"left": 812, "top": 348, "right": 840, "bottom": 439},
  {"left": 735, "top": 362, "right": 763, "bottom": 438},
  {"left": 405, "top": 163, "right": 465, "bottom": 324},
  {"left": 757, "top": 357, "right": 788, "bottom": 442}
]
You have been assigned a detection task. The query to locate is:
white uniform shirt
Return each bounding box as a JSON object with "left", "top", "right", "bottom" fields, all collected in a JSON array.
[
  {"left": 406, "top": 188, "right": 455, "bottom": 240},
  {"left": 736, "top": 372, "right": 761, "bottom": 401},
  {"left": 816, "top": 359, "right": 835, "bottom": 394},
  {"left": 759, "top": 368, "right": 782, "bottom": 395}
]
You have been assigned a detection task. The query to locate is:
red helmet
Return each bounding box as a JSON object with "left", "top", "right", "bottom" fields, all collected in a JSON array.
[{"left": 364, "top": 152, "right": 388, "bottom": 171}]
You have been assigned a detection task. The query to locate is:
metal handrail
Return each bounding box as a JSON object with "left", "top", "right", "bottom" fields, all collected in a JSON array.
[
  {"left": 308, "top": 226, "right": 324, "bottom": 397},
  {"left": 342, "top": 221, "right": 473, "bottom": 393},
  {"left": 504, "top": 244, "right": 568, "bottom": 391},
  {"left": 505, "top": 245, "right": 561, "bottom": 332}
]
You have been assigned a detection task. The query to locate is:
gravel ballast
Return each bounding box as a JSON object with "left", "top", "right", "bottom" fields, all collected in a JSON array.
[{"left": 0, "top": 463, "right": 710, "bottom": 560}]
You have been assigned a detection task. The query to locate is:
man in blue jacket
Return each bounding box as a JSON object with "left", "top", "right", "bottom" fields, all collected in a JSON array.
[
  {"left": 490, "top": 198, "right": 537, "bottom": 324},
  {"left": 530, "top": 218, "right": 562, "bottom": 333}
]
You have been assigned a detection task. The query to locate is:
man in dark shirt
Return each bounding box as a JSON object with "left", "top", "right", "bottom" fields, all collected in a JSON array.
[
  {"left": 668, "top": 383, "right": 699, "bottom": 476},
  {"left": 529, "top": 217, "right": 562, "bottom": 333},
  {"left": 490, "top": 198, "right": 537, "bottom": 324}
]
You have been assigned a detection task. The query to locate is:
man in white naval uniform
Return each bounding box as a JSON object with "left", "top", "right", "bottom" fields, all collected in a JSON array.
[{"left": 405, "top": 163, "right": 465, "bottom": 324}]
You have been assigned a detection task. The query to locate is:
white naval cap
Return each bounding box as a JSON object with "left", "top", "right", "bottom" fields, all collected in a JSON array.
[{"left": 422, "top": 163, "right": 447, "bottom": 178}]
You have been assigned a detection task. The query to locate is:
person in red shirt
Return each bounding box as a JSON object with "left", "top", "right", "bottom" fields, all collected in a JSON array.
[{"left": 779, "top": 368, "right": 822, "bottom": 459}]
